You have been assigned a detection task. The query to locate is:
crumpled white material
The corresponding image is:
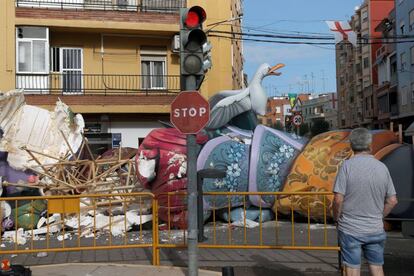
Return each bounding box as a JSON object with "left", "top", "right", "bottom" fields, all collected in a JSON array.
[{"left": 0, "top": 90, "right": 85, "bottom": 170}]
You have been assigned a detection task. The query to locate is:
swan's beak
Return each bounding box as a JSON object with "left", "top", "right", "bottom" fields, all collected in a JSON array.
[{"left": 267, "top": 63, "right": 285, "bottom": 76}]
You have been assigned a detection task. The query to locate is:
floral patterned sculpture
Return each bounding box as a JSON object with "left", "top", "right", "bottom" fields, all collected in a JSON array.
[{"left": 275, "top": 129, "right": 398, "bottom": 219}]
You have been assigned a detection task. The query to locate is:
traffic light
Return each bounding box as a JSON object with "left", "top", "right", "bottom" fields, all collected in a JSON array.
[{"left": 180, "top": 6, "right": 212, "bottom": 91}]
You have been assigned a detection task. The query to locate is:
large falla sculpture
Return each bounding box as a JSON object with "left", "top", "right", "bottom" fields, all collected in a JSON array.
[{"left": 136, "top": 63, "right": 414, "bottom": 228}]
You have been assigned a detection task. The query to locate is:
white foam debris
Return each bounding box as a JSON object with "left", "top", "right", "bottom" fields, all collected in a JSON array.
[
  {"left": 3, "top": 228, "right": 27, "bottom": 245},
  {"left": 57, "top": 233, "right": 71, "bottom": 241},
  {"left": 126, "top": 211, "right": 152, "bottom": 226},
  {"left": 231, "top": 219, "right": 259, "bottom": 228},
  {"left": 36, "top": 252, "right": 48, "bottom": 258}
]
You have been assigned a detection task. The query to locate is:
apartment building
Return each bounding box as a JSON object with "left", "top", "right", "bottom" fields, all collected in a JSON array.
[
  {"left": 263, "top": 96, "right": 289, "bottom": 127},
  {"left": 0, "top": 0, "right": 244, "bottom": 151},
  {"left": 394, "top": 0, "right": 414, "bottom": 131},
  {"left": 336, "top": 0, "right": 394, "bottom": 129},
  {"left": 375, "top": 9, "right": 399, "bottom": 129},
  {"left": 262, "top": 94, "right": 310, "bottom": 128},
  {"left": 300, "top": 93, "right": 338, "bottom": 130}
]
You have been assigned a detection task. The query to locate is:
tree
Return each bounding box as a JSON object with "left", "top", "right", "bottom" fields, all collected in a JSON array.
[
  {"left": 273, "top": 121, "right": 284, "bottom": 131},
  {"left": 299, "top": 123, "right": 310, "bottom": 137},
  {"left": 310, "top": 119, "right": 330, "bottom": 137}
]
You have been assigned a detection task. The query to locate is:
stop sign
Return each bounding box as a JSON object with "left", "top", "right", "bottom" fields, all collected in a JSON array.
[{"left": 171, "top": 91, "right": 210, "bottom": 134}]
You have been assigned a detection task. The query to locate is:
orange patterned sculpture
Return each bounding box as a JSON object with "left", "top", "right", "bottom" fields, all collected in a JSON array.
[{"left": 275, "top": 130, "right": 398, "bottom": 219}]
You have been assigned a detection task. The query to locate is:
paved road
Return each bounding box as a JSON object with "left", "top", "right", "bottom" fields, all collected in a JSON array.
[{"left": 1, "top": 221, "right": 413, "bottom": 275}]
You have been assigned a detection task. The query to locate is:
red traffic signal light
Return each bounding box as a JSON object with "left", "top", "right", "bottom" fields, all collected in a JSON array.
[{"left": 183, "top": 6, "right": 206, "bottom": 28}]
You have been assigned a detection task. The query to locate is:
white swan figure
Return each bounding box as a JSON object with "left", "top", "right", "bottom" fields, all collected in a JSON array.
[{"left": 206, "top": 63, "right": 285, "bottom": 130}]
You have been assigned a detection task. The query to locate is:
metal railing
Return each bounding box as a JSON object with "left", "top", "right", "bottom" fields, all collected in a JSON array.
[
  {"left": 16, "top": 73, "right": 181, "bottom": 95},
  {"left": 0, "top": 191, "right": 341, "bottom": 267},
  {"left": 0, "top": 192, "right": 157, "bottom": 263},
  {"left": 15, "top": 0, "right": 186, "bottom": 13},
  {"left": 157, "top": 191, "right": 339, "bottom": 252}
]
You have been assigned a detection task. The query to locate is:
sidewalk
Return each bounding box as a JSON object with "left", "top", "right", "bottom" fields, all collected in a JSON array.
[{"left": 29, "top": 263, "right": 221, "bottom": 276}]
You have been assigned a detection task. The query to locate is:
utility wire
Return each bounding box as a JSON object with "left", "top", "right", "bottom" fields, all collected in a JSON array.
[
  {"left": 208, "top": 32, "right": 414, "bottom": 45},
  {"left": 208, "top": 30, "right": 332, "bottom": 40},
  {"left": 240, "top": 26, "right": 414, "bottom": 40},
  {"left": 210, "top": 30, "right": 414, "bottom": 42}
]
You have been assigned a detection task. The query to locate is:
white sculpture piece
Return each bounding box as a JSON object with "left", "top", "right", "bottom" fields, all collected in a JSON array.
[{"left": 206, "top": 63, "right": 285, "bottom": 129}]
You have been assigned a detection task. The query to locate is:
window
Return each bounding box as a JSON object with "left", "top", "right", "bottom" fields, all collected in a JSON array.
[
  {"left": 141, "top": 51, "right": 166, "bottom": 90},
  {"left": 276, "top": 106, "right": 281, "bottom": 113},
  {"left": 50, "top": 47, "right": 60, "bottom": 72},
  {"left": 412, "top": 83, "right": 414, "bottom": 103},
  {"left": 401, "top": 52, "right": 407, "bottom": 71},
  {"left": 16, "top": 27, "right": 49, "bottom": 73},
  {"left": 363, "top": 57, "right": 369, "bottom": 68},
  {"left": 400, "top": 21, "right": 405, "bottom": 35},
  {"left": 401, "top": 86, "right": 408, "bottom": 105},
  {"left": 410, "top": 9, "right": 414, "bottom": 31},
  {"left": 362, "top": 11, "right": 368, "bottom": 22},
  {"left": 411, "top": 47, "right": 414, "bottom": 65}
]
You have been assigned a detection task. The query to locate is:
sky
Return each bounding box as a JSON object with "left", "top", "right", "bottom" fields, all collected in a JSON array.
[{"left": 243, "top": 0, "right": 364, "bottom": 96}]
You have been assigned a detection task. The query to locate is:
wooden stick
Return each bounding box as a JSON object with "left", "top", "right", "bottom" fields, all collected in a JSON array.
[
  {"left": 92, "top": 186, "right": 135, "bottom": 193},
  {"left": 29, "top": 168, "right": 76, "bottom": 189},
  {"left": 399, "top": 124, "right": 403, "bottom": 144},
  {"left": 82, "top": 136, "right": 96, "bottom": 162},
  {"left": 83, "top": 161, "right": 128, "bottom": 185},
  {"left": 2, "top": 181, "right": 43, "bottom": 189},
  {"left": 21, "top": 146, "right": 66, "bottom": 162},
  {"left": 77, "top": 140, "right": 85, "bottom": 160},
  {"left": 60, "top": 130, "right": 78, "bottom": 161},
  {"left": 27, "top": 160, "right": 90, "bottom": 168},
  {"left": 49, "top": 181, "right": 118, "bottom": 191},
  {"left": 24, "top": 148, "right": 50, "bottom": 174}
]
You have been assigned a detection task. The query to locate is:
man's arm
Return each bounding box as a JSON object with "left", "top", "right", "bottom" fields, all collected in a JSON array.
[
  {"left": 383, "top": 195, "right": 398, "bottom": 218},
  {"left": 333, "top": 162, "right": 347, "bottom": 222},
  {"left": 383, "top": 169, "right": 397, "bottom": 218},
  {"left": 333, "top": 193, "right": 344, "bottom": 222}
]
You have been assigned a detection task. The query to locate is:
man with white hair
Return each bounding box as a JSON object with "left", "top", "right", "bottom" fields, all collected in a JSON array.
[{"left": 333, "top": 128, "right": 398, "bottom": 276}]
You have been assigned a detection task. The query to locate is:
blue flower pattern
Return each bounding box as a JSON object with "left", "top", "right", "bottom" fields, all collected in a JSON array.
[
  {"left": 203, "top": 139, "right": 249, "bottom": 209},
  {"left": 257, "top": 131, "right": 299, "bottom": 205}
]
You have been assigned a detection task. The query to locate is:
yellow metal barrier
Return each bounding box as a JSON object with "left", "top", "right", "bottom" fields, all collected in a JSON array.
[
  {"left": 156, "top": 191, "right": 340, "bottom": 255},
  {"left": 0, "top": 191, "right": 341, "bottom": 267},
  {"left": 0, "top": 192, "right": 158, "bottom": 263}
]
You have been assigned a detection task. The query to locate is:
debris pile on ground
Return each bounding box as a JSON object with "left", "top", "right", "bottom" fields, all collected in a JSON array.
[{"left": 0, "top": 90, "right": 154, "bottom": 244}]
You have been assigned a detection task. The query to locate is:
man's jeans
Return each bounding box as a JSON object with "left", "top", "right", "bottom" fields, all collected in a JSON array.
[{"left": 338, "top": 230, "right": 386, "bottom": 268}]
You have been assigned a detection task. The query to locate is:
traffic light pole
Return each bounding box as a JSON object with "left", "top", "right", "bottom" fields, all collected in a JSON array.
[
  {"left": 185, "top": 38, "right": 199, "bottom": 276},
  {"left": 179, "top": 6, "right": 210, "bottom": 275},
  {"left": 187, "top": 133, "right": 199, "bottom": 276}
]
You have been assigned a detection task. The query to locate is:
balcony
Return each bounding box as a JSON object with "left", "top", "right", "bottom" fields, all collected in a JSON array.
[
  {"left": 16, "top": 73, "right": 180, "bottom": 95},
  {"left": 15, "top": 0, "right": 186, "bottom": 13}
]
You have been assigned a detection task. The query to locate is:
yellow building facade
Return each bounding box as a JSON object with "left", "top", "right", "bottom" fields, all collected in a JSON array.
[{"left": 0, "top": 0, "right": 243, "bottom": 150}]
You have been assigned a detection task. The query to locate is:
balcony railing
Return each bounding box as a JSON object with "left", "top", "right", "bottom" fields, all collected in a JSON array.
[
  {"left": 15, "top": 0, "right": 186, "bottom": 13},
  {"left": 16, "top": 73, "right": 180, "bottom": 95}
]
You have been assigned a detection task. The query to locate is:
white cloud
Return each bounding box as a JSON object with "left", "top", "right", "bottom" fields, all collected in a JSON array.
[{"left": 244, "top": 44, "right": 325, "bottom": 66}]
